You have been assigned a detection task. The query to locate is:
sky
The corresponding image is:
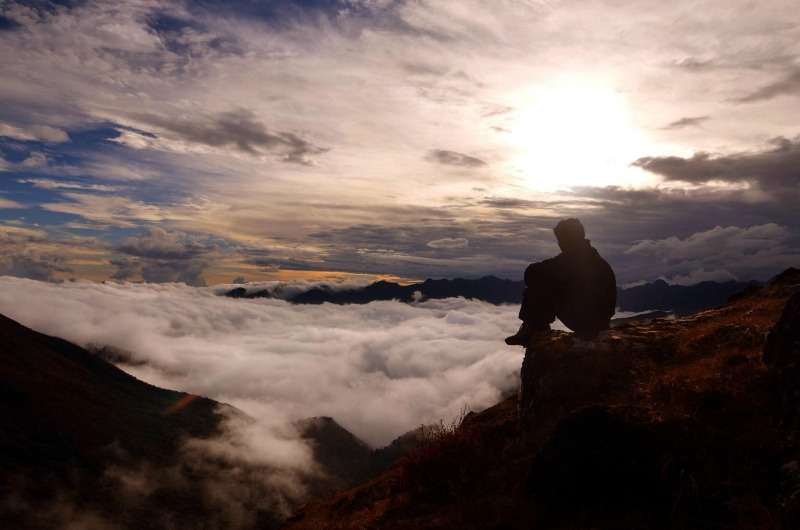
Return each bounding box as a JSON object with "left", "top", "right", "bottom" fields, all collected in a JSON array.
[{"left": 1, "top": 0, "right": 799, "bottom": 286}]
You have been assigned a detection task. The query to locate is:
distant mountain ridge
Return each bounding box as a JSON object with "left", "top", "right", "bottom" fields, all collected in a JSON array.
[
  {"left": 225, "top": 276, "right": 759, "bottom": 316},
  {"left": 616, "top": 278, "right": 761, "bottom": 315}
]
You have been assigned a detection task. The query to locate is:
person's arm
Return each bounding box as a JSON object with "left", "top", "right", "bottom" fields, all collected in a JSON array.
[{"left": 525, "top": 256, "right": 562, "bottom": 286}]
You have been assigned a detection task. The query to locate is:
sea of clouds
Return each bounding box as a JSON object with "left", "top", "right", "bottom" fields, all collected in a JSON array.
[
  {"left": 2, "top": 276, "right": 637, "bottom": 524},
  {"left": 0, "top": 276, "right": 530, "bottom": 447}
]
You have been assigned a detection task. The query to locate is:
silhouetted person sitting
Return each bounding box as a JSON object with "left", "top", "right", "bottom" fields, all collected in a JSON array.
[{"left": 505, "top": 218, "right": 616, "bottom": 345}]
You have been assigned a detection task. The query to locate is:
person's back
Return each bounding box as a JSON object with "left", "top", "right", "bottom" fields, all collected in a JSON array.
[
  {"left": 506, "top": 218, "right": 616, "bottom": 344},
  {"left": 548, "top": 238, "right": 616, "bottom": 338}
]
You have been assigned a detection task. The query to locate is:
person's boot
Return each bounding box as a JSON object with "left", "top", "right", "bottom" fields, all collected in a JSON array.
[{"left": 505, "top": 322, "right": 532, "bottom": 346}]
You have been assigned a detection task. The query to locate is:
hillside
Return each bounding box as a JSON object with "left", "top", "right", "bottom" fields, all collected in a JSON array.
[
  {"left": 0, "top": 312, "right": 284, "bottom": 529},
  {"left": 284, "top": 268, "right": 800, "bottom": 530},
  {"left": 0, "top": 313, "right": 222, "bottom": 464},
  {"left": 0, "top": 313, "right": 421, "bottom": 529},
  {"left": 224, "top": 276, "right": 757, "bottom": 315},
  {"left": 298, "top": 417, "right": 427, "bottom": 494}
]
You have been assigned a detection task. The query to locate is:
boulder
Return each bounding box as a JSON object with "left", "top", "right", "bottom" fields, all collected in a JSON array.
[{"left": 518, "top": 329, "right": 644, "bottom": 438}]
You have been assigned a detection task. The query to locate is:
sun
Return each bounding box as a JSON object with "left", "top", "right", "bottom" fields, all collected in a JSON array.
[{"left": 506, "top": 77, "right": 656, "bottom": 191}]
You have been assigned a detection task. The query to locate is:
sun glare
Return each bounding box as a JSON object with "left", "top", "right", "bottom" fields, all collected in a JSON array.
[{"left": 507, "top": 78, "right": 656, "bottom": 191}]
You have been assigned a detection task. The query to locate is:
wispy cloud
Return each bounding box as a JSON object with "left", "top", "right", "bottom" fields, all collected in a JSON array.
[
  {"left": 660, "top": 116, "right": 710, "bottom": 130},
  {"left": 0, "top": 197, "right": 24, "bottom": 209},
  {"left": 426, "top": 237, "right": 469, "bottom": 249},
  {"left": 0, "top": 122, "right": 69, "bottom": 143},
  {"left": 735, "top": 68, "right": 800, "bottom": 103},
  {"left": 120, "top": 110, "right": 328, "bottom": 165},
  {"left": 0, "top": 0, "right": 798, "bottom": 282},
  {"left": 425, "top": 149, "right": 487, "bottom": 168},
  {"left": 18, "top": 178, "right": 124, "bottom": 192}
]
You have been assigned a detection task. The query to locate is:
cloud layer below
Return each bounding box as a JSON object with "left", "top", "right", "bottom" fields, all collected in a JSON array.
[{"left": 0, "top": 276, "right": 526, "bottom": 447}]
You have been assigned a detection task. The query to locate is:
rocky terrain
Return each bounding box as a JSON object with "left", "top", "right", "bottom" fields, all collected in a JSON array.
[{"left": 284, "top": 268, "right": 800, "bottom": 530}]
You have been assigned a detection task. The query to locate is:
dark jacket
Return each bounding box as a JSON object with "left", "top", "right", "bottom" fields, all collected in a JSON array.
[{"left": 524, "top": 239, "right": 616, "bottom": 337}]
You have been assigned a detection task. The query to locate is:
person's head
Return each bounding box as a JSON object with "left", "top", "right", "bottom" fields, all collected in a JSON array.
[{"left": 553, "top": 218, "right": 586, "bottom": 252}]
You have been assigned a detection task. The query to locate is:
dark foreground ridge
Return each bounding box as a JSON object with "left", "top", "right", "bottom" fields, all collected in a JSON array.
[
  {"left": 0, "top": 313, "right": 418, "bottom": 529},
  {"left": 225, "top": 276, "right": 758, "bottom": 316},
  {"left": 284, "top": 268, "right": 800, "bottom": 530},
  {"left": 0, "top": 312, "right": 231, "bottom": 528}
]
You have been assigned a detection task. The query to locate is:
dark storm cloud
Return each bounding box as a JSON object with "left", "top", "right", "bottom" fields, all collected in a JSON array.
[
  {"left": 633, "top": 136, "right": 800, "bottom": 189},
  {"left": 133, "top": 110, "right": 327, "bottom": 165},
  {"left": 660, "top": 116, "right": 710, "bottom": 130},
  {"left": 425, "top": 149, "right": 487, "bottom": 168},
  {"left": 735, "top": 68, "right": 800, "bottom": 103}
]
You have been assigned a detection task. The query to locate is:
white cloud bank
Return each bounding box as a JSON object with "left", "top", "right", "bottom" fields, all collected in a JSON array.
[
  {"left": 625, "top": 223, "right": 799, "bottom": 283},
  {"left": 0, "top": 277, "right": 525, "bottom": 447}
]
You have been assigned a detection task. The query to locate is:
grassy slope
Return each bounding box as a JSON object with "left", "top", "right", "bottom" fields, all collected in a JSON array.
[
  {"left": 284, "top": 271, "right": 799, "bottom": 530},
  {"left": 0, "top": 313, "right": 274, "bottom": 529},
  {"left": 0, "top": 312, "right": 221, "bottom": 470}
]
